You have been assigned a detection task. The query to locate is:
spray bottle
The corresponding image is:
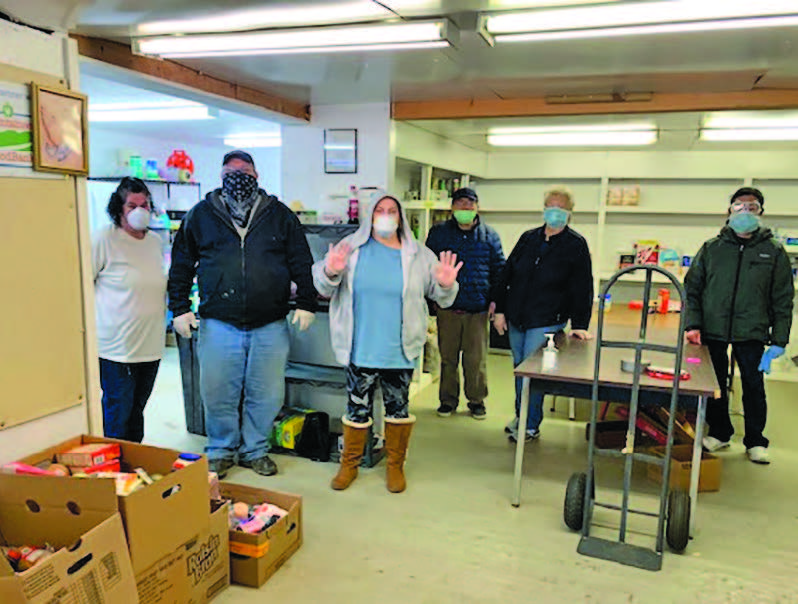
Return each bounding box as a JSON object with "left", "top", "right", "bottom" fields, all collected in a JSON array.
[
  {"left": 347, "top": 185, "right": 359, "bottom": 225},
  {"left": 541, "top": 333, "right": 558, "bottom": 372}
]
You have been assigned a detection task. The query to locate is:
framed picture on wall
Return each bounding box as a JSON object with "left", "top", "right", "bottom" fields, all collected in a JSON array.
[
  {"left": 324, "top": 128, "right": 357, "bottom": 174},
  {"left": 31, "top": 84, "right": 89, "bottom": 176}
]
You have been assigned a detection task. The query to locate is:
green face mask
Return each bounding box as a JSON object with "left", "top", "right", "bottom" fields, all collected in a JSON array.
[{"left": 453, "top": 210, "right": 477, "bottom": 225}]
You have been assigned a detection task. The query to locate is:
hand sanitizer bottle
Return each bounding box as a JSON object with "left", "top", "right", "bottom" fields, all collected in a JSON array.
[{"left": 542, "top": 333, "right": 558, "bottom": 372}]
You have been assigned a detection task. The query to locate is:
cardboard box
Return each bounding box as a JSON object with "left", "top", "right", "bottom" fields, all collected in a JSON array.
[
  {"left": 135, "top": 501, "right": 230, "bottom": 604},
  {"left": 221, "top": 484, "right": 302, "bottom": 588},
  {"left": 647, "top": 444, "right": 722, "bottom": 493},
  {"left": 0, "top": 474, "right": 139, "bottom": 604},
  {"left": 57, "top": 442, "right": 121, "bottom": 467},
  {"left": 20, "top": 436, "right": 210, "bottom": 574}
]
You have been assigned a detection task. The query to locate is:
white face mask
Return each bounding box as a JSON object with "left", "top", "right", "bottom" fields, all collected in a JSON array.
[
  {"left": 126, "top": 207, "right": 151, "bottom": 231},
  {"left": 373, "top": 214, "right": 399, "bottom": 238}
]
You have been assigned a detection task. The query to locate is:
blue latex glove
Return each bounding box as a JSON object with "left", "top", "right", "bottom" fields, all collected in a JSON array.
[{"left": 758, "top": 345, "right": 785, "bottom": 374}]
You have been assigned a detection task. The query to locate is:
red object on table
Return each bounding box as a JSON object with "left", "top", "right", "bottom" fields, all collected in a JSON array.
[{"left": 645, "top": 367, "right": 690, "bottom": 381}]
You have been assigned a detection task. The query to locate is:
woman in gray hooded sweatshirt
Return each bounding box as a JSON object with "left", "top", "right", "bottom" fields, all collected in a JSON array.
[{"left": 313, "top": 194, "right": 461, "bottom": 493}]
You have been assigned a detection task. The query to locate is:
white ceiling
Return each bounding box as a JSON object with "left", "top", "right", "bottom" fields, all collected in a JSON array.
[
  {"left": 3, "top": 0, "right": 798, "bottom": 107},
  {"left": 80, "top": 63, "right": 282, "bottom": 146}
]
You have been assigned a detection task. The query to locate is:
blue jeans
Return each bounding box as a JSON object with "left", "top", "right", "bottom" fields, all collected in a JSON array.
[
  {"left": 198, "top": 318, "right": 289, "bottom": 462},
  {"left": 508, "top": 322, "right": 566, "bottom": 431},
  {"left": 99, "top": 358, "right": 160, "bottom": 443}
]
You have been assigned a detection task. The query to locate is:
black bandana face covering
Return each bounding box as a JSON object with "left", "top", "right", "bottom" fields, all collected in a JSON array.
[{"left": 222, "top": 171, "right": 259, "bottom": 227}]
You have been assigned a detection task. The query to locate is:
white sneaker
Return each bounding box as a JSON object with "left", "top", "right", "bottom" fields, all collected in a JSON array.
[
  {"left": 746, "top": 446, "right": 771, "bottom": 465},
  {"left": 508, "top": 429, "right": 540, "bottom": 443},
  {"left": 504, "top": 417, "right": 519, "bottom": 434},
  {"left": 702, "top": 436, "right": 731, "bottom": 452}
]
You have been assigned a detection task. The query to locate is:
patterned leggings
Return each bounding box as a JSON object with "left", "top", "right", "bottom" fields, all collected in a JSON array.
[{"left": 345, "top": 364, "right": 414, "bottom": 424}]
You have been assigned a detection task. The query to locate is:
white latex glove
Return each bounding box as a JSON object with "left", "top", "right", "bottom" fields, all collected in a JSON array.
[
  {"left": 493, "top": 313, "right": 507, "bottom": 336},
  {"left": 173, "top": 312, "right": 198, "bottom": 339},
  {"left": 292, "top": 309, "right": 315, "bottom": 332},
  {"left": 570, "top": 329, "right": 593, "bottom": 340}
]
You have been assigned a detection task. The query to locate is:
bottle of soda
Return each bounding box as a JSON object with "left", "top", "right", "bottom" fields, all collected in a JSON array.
[{"left": 347, "top": 186, "right": 359, "bottom": 225}]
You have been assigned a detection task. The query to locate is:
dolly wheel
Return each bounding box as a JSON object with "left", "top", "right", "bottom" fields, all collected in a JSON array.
[
  {"left": 666, "top": 490, "right": 691, "bottom": 552},
  {"left": 564, "top": 472, "right": 587, "bottom": 531}
]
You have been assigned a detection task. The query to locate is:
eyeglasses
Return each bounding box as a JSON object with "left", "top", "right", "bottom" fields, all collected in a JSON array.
[{"left": 730, "top": 200, "right": 761, "bottom": 213}]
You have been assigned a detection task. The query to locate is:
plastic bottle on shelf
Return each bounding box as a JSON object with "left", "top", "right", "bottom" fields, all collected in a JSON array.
[
  {"left": 347, "top": 186, "right": 359, "bottom": 225},
  {"left": 604, "top": 293, "right": 612, "bottom": 312}
]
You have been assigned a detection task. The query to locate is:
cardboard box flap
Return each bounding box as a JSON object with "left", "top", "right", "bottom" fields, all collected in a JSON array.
[
  {"left": 0, "top": 577, "right": 26, "bottom": 603},
  {"left": 0, "top": 474, "right": 117, "bottom": 549},
  {"left": 15, "top": 514, "right": 139, "bottom": 604},
  {"left": 120, "top": 454, "right": 209, "bottom": 573}
]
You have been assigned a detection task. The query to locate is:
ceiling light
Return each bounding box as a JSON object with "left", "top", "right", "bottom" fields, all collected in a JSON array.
[
  {"left": 703, "top": 111, "right": 798, "bottom": 129},
  {"left": 700, "top": 111, "right": 798, "bottom": 141},
  {"left": 700, "top": 128, "right": 798, "bottom": 142},
  {"left": 482, "top": 1, "right": 798, "bottom": 43},
  {"left": 224, "top": 135, "right": 282, "bottom": 148},
  {"left": 89, "top": 104, "right": 214, "bottom": 122},
  {"left": 487, "top": 124, "right": 657, "bottom": 146},
  {"left": 137, "top": 2, "right": 390, "bottom": 35},
  {"left": 134, "top": 20, "right": 456, "bottom": 58}
]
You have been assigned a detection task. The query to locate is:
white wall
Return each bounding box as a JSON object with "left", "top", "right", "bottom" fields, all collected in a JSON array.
[
  {"left": 0, "top": 21, "right": 90, "bottom": 462},
  {"left": 89, "top": 126, "right": 283, "bottom": 199},
  {"left": 282, "top": 103, "right": 391, "bottom": 219}
]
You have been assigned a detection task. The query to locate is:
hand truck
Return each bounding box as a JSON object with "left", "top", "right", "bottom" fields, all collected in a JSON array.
[{"left": 563, "top": 265, "right": 690, "bottom": 572}]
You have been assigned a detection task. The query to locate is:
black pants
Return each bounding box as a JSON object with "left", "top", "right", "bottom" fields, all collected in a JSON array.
[
  {"left": 345, "top": 364, "right": 413, "bottom": 424},
  {"left": 705, "top": 340, "right": 768, "bottom": 449},
  {"left": 99, "top": 358, "right": 160, "bottom": 443}
]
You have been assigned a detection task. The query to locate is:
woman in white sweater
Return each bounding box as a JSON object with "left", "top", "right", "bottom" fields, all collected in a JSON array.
[{"left": 92, "top": 177, "right": 167, "bottom": 442}]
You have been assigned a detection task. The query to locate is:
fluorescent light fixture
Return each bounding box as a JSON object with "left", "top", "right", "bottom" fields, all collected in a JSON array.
[
  {"left": 224, "top": 135, "right": 282, "bottom": 148},
  {"left": 89, "top": 101, "right": 213, "bottom": 122},
  {"left": 701, "top": 128, "right": 798, "bottom": 142},
  {"left": 487, "top": 123, "right": 658, "bottom": 147},
  {"left": 137, "top": 1, "right": 390, "bottom": 35},
  {"left": 700, "top": 111, "right": 798, "bottom": 141},
  {"left": 135, "top": 20, "right": 455, "bottom": 58},
  {"left": 483, "top": 1, "right": 798, "bottom": 43},
  {"left": 703, "top": 111, "right": 798, "bottom": 129}
]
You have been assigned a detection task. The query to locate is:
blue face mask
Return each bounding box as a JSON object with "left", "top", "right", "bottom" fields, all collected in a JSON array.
[
  {"left": 544, "top": 207, "right": 570, "bottom": 229},
  {"left": 728, "top": 212, "right": 761, "bottom": 235}
]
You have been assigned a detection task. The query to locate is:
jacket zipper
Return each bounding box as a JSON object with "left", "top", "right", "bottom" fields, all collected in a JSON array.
[
  {"left": 241, "top": 237, "right": 247, "bottom": 326},
  {"left": 727, "top": 243, "right": 745, "bottom": 342}
]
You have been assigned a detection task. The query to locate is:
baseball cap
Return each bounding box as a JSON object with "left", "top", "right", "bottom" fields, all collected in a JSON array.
[
  {"left": 452, "top": 187, "right": 478, "bottom": 203},
  {"left": 222, "top": 150, "right": 255, "bottom": 167}
]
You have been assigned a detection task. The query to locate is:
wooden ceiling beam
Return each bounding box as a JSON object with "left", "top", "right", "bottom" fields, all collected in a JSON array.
[
  {"left": 392, "top": 89, "right": 798, "bottom": 120},
  {"left": 73, "top": 35, "right": 310, "bottom": 122}
]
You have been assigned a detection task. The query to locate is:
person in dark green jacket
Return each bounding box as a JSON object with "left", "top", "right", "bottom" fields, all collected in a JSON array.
[{"left": 684, "top": 187, "right": 794, "bottom": 465}]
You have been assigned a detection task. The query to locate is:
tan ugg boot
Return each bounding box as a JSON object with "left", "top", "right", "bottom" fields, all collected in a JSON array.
[
  {"left": 331, "top": 417, "right": 372, "bottom": 491},
  {"left": 384, "top": 415, "right": 416, "bottom": 493}
]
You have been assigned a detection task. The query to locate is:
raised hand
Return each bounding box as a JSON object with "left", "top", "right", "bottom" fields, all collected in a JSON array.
[
  {"left": 435, "top": 250, "right": 463, "bottom": 289},
  {"left": 325, "top": 242, "right": 352, "bottom": 277}
]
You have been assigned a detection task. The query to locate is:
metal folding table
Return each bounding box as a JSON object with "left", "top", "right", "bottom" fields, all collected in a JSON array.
[{"left": 510, "top": 309, "right": 720, "bottom": 540}]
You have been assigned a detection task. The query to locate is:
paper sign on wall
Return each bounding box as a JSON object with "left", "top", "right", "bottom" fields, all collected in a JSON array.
[{"left": 0, "top": 81, "right": 32, "bottom": 170}]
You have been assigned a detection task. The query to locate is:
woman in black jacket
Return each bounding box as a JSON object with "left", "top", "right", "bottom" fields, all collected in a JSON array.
[{"left": 493, "top": 186, "right": 594, "bottom": 442}]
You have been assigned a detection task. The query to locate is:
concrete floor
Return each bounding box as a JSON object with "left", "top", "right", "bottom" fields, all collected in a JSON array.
[{"left": 145, "top": 349, "right": 798, "bottom": 603}]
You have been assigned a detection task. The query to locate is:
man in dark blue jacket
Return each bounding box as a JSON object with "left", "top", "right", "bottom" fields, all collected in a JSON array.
[
  {"left": 168, "top": 150, "right": 317, "bottom": 478},
  {"left": 426, "top": 188, "right": 505, "bottom": 419}
]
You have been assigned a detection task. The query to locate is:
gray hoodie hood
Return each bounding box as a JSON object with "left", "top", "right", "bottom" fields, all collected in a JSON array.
[{"left": 347, "top": 191, "right": 419, "bottom": 253}]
